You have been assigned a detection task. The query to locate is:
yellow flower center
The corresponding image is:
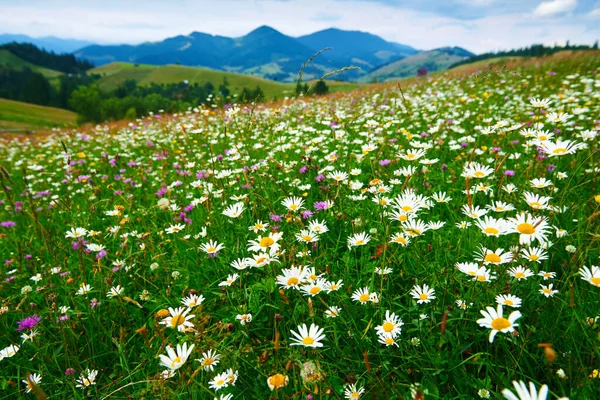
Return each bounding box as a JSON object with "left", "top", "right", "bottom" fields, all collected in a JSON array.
[
  {"left": 171, "top": 356, "right": 182, "bottom": 367},
  {"left": 395, "top": 237, "right": 407, "bottom": 244},
  {"left": 398, "top": 214, "right": 408, "bottom": 222},
  {"left": 310, "top": 287, "right": 321, "bottom": 295},
  {"left": 302, "top": 337, "right": 315, "bottom": 345},
  {"left": 552, "top": 148, "right": 567, "bottom": 155},
  {"left": 385, "top": 337, "right": 394, "bottom": 345},
  {"left": 217, "top": 379, "right": 225, "bottom": 386},
  {"left": 382, "top": 322, "right": 395, "bottom": 332},
  {"left": 491, "top": 317, "right": 511, "bottom": 330},
  {"left": 289, "top": 204, "right": 298, "bottom": 210},
  {"left": 355, "top": 240, "right": 365, "bottom": 246},
  {"left": 530, "top": 201, "right": 542, "bottom": 209},
  {"left": 504, "top": 300, "right": 514, "bottom": 306},
  {"left": 207, "top": 247, "right": 217, "bottom": 253},
  {"left": 590, "top": 277, "right": 600, "bottom": 286},
  {"left": 359, "top": 293, "right": 370, "bottom": 302},
  {"left": 203, "top": 358, "right": 213, "bottom": 366},
  {"left": 474, "top": 171, "right": 485, "bottom": 178},
  {"left": 517, "top": 223, "right": 535, "bottom": 234},
  {"left": 515, "top": 272, "right": 526, "bottom": 279},
  {"left": 529, "top": 254, "right": 539, "bottom": 261},
  {"left": 268, "top": 374, "right": 286, "bottom": 388},
  {"left": 402, "top": 205, "right": 413, "bottom": 212},
  {"left": 477, "top": 275, "right": 487, "bottom": 282},
  {"left": 419, "top": 293, "right": 428, "bottom": 300},
  {"left": 484, "top": 227, "right": 499, "bottom": 235},
  {"left": 287, "top": 277, "right": 299, "bottom": 286},
  {"left": 303, "top": 235, "right": 313, "bottom": 242},
  {"left": 484, "top": 253, "right": 502, "bottom": 263},
  {"left": 407, "top": 154, "right": 415, "bottom": 159},
  {"left": 256, "top": 257, "right": 267, "bottom": 264},
  {"left": 260, "top": 237, "right": 274, "bottom": 247},
  {"left": 171, "top": 314, "right": 185, "bottom": 327}
]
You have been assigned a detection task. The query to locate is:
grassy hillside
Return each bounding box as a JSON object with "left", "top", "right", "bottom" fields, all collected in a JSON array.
[
  {"left": 360, "top": 48, "right": 472, "bottom": 82},
  {"left": 0, "top": 98, "right": 77, "bottom": 130},
  {"left": 91, "top": 62, "right": 361, "bottom": 98},
  {"left": 0, "top": 49, "right": 63, "bottom": 78}
]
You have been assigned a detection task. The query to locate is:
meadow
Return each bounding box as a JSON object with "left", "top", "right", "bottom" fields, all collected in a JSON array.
[{"left": 0, "top": 52, "right": 599, "bottom": 399}]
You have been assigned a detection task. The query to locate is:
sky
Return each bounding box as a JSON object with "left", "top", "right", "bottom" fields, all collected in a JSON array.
[{"left": 0, "top": 0, "right": 599, "bottom": 53}]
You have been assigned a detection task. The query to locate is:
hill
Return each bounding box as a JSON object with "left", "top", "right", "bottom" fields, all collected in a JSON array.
[
  {"left": 91, "top": 62, "right": 361, "bottom": 98},
  {"left": 75, "top": 26, "right": 418, "bottom": 82},
  {"left": 360, "top": 46, "right": 474, "bottom": 82},
  {"left": 0, "top": 49, "right": 63, "bottom": 78},
  {"left": 0, "top": 98, "right": 77, "bottom": 130},
  {"left": 0, "top": 34, "right": 94, "bottom": 53}
]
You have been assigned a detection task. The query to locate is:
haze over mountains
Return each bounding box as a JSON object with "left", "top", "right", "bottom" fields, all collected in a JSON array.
[{"left": 2, "top": 27, "right": 475, "bottom": 82}]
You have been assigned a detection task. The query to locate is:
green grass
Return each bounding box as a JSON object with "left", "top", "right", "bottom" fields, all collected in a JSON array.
[
  {"left": 0, "top": 52, "right": 599, "bottom": 399},
  {"left": 0, "top": 98, "right": 77, "bottom": 130},
  {"left": 91, "top": 62, "right": 362, "bottom": 98},
  {"left": 0, "top": 49, "right": 63, "bottom": 78}
]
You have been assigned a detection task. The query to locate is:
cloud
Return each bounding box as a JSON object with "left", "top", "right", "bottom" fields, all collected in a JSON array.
[{"left": 533, "top": 0, "right": 577, "bottom": 17}]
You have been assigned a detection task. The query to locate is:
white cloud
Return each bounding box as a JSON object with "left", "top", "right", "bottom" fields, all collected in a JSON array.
[
  {"left": 0, "top": 0, "right": 596, "bottom": 53},
  {"left": 533, "top": 0, "right": 577, "bottom": 17}
]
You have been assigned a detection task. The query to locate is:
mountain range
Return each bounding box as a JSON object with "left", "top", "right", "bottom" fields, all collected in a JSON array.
[
  {"left": 1, "top": 27, "right": 475, "bottom": 82},
  {"left": 0, "top": 34, "right": 94, "bottom": 54}
]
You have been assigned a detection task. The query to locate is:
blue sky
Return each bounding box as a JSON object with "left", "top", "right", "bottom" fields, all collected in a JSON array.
[{"left": 0, "top": 0, "right": 598, "bottom": 53}]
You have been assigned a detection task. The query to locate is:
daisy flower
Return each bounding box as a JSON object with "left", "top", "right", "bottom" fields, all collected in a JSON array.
[
  {"left": 539, "top": 139, "right": 584, "bottom": 157},
  {"left": 487, "top": 201, "right": 515, "bottom": 213},
  {"left": 475, "top": 216, "right": 509, "bottom": 237},
  {"left": 300, "top": 278, "right": 328, "bottom": 296},
  {"left": 75, "top": 369, "right": 98, "bottom": 389},
  {"left": 378, "top": 332, "right": 399, "bottom": 347},
  {"left": 296, "top": 229, "right": 319, "bottom": 243},
  {"left": 325, "top": 279, "right": 343, "bottom": 293},
  {"left": 181, "top": 293, "right": 205, "bottom": 308},
  {"left": 289, "top": 323, "right": 326, "bottom": 348},
  {"left": 248, "top": 220, "right": 269, "bottom": 233},
  {"left": 538, "top": 271, "right": 556, "bottom": 280},
  {"left": 276, "top": 266, "right": 307, "bottom": 290},
  {"left": 410, "top": 284, "right": 436, "bottom": 304},
  {"left": 521, "top": 247, "right": 548, "bottom": 263},
  {"left": 375, "top": 310, "right": 404, "bottom": 337},
  {"left": 475, "top": 247, "right": 513, "bottom": 265},
  {"left": 159, "top": 343, "right": 195, "bottom": 371},
  {"left": 65, "top": 227, "right": 87, "bottom": 239},
  {"left": 508, "top": 266, "right": 535, "bottom": 281},
  {"left": 307, "top": 219, "right": 329, "bottom": 235},
  {"left": 579, "top": 265, "right": 600, "bottom": 287},
  {"left": 165, "top": 224, "right": 186, "bottom": 234},
  {"left": 160, "top": 307, "right": 195, "bottom": 332},
  {"left": 218, "top": 273, "right": 239, "bottom": 287},
  {"left": 325, "top": 306, "right": 341, "bottom": 318},
  {"left": 209, "top": 372, "right": 230, "bottom": 391},
  {"left": 496, "top": 294, "right": 522, "bottom": 308},
  {"left": 247, "top": 232, "right": 283, "bottom": 253},
  {"left": 347, "top": 232, "right": 371, "bottom": 248},
  {"left": 476, "top": 305, "right": 521, "bottom": 343},
  {"left": 351, "top": 287, "right": 375, "bottom": 304},
  {"left": 508, "top": 213, "right": 550, "bottom": 245},
  {"left": 344, "top": 383, "right": 366, "bottom": 399},
  {"left": 222, "top": 202, "right": 245, "bottom": 218},
  {"left": 236, "top": 313, "right": 252, "bottom": 325},
  {"left": 76, "top": 283, "right": 93, "bottom": 296},
  {"left": 501, "top": 380, "right": 548, "bottom": 400},
  {"left": 402, "top": 219, "right": 430, "bottom": 237},
  {"left": 106, "top": 285, "right": 123, "bottom": 298},
  {"left": 389, "top": 232, "right": 410, "bottom": 246},
  {"left": 199, "top": 240, "right": 225, "bottom": 255},
  {"left": 282, "top": 196, "right": 305, "bottom": 212},
  {"left": 539, "top": 284, "right": 559, "bottom": 298},
  {"left": 22, "top": 373, "right": 42, "bottom": 393},
  {"left": 462, "top": 162, "right": 494, "bottom": 179},
  {"left": 196, "top": 349, "right": 220, "bottom": 371}
]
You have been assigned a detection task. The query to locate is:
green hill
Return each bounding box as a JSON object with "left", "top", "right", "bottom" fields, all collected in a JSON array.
[
  {"left": 91, "top": 62, "right": 360, "bottom": 98},
  {"left": 0, "top": 49, "right": 63, "bottom": 78},
  {"left": 360, "top": 47, "right": 473, "bottom": 82},
  {"left": 0, "top": 98, "right": 77, "bottom": 130}
]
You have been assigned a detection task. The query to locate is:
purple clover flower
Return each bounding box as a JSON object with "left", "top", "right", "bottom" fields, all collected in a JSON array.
[{"left": 17, "top": 315, "right": 41, "bottom": 331}]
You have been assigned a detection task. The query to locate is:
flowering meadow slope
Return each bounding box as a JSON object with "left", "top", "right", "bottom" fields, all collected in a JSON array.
[{"left": 1, "top": 53, "right": 599, "bottom": 399}]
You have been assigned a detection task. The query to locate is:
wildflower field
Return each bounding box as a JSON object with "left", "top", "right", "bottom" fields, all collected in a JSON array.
[{"left": 0, "top": 52, "right": 599, "bottom": 399}]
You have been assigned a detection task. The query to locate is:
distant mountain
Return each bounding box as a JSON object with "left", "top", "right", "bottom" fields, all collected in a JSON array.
[
  {"left": 75, "top": 26, "right": 420, "bottom": 82},
  {"left": 360, "top": 46, "right": 475, "bottom": 82},
  {"left": 297, "top": 28, "right": 418, "bottom": 69},
  {"left": 0, "top": 34, "right": 94, "bottom": 53}
]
